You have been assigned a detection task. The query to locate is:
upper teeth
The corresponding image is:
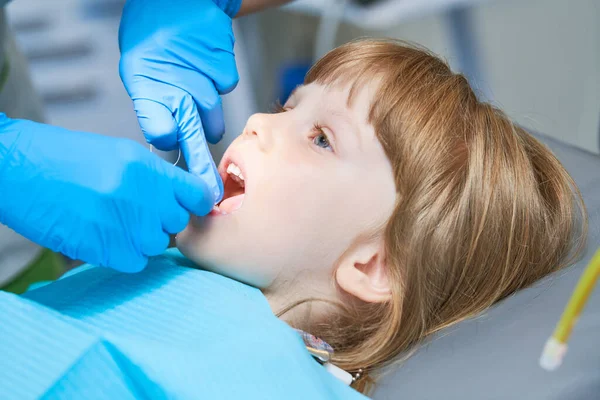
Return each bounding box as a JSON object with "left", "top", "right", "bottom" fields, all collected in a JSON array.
[{"left": 227, "top": 162, "right": 245, "bottom": 182}]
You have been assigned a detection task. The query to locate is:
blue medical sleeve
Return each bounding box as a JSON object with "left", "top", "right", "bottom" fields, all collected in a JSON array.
[
  {"left": 0, "top": 250, "right": 366, "bottom": 399},
  {"left": 211, "top": 0, "right": 243, "bottom": 17}
]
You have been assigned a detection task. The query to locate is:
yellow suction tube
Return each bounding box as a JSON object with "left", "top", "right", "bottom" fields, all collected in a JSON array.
[{"left": 540, "top": 247, "right": 600, "bottom": 370}]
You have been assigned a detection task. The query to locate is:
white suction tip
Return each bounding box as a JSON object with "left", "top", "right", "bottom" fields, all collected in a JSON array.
[
  {"left": 323, "top": 362, "right": 353, "bottom": 385},
  {"left": 540, "top": 337, "right": 567, "bottom": 371}
]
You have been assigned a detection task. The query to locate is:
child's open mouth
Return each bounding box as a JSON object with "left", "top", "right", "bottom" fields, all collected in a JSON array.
[{"left": 212, "top": 161, "right": 246, "bottom": 215}]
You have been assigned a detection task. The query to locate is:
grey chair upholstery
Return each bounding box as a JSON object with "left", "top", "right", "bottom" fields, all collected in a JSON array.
[{"left": 374, "top": 134, "right": 600, "bottom": 400}]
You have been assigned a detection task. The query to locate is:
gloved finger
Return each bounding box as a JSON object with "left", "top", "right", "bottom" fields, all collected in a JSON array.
[
  {"left": 174, "top": 70, "right": 225, "bottom": 145},
  {"left": 140, "top": 229, "right": 170, "bottom": 257},
  {"left": 198, "top": 96, "right": 225, "bottom": 145},
  {"left": 162, "top": 203, "right": 190, "bottom": 234},
  {"left": 183, "top": 20, "right": 238, "bottom": 95},
  {"left": 175, "top": 94, "right": 224, "bottom": 203},
  {"left": 133, "top": 98, "right": 179, "bottom": 151},
  {"left": 211, "top": 51, "right": 239, "bottom": 95},
  {"left": 105, "top": 238, "right": 148, "bottom": 273},
  {"left": 180, "top": 133, "right": 223, "bottom": 204},
  {"left": 115, "top": 254, "right": 148, "bottom": 274},
  {"left": 169, "top": 165, "right": 215, "bottom": 217}
]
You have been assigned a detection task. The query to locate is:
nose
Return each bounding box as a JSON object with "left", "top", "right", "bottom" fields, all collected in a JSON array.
[{"left": 243, "top": 113, "right": 273, "bottom": 152}]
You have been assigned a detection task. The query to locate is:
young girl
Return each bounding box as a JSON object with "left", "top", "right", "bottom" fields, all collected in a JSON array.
[
  {"left": 176, "top": 38, "right": 587, "bottom": 394},
  {"left": 5, "top": 39, "right": 586, "bottom": 398}
]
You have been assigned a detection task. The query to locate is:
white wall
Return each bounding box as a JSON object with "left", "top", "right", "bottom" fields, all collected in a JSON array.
[
  {"left": 333, "top": 0, "right": 600, "bottom": 154},
  {"left": 476, "top": 0, "right": 599, "bottom": 153}
]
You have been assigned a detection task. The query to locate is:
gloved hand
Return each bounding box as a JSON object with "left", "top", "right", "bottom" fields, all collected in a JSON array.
[
  {"left": 119, "top": 0, "right": 241, "bottom": 204},
  {"left": 0, "top": 115, "right": 214, "bottom": 272}
]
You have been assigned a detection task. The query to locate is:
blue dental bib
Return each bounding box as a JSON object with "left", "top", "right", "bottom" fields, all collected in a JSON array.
[{"left": 0, "top": 250, "right": 365, "bottom": 399}]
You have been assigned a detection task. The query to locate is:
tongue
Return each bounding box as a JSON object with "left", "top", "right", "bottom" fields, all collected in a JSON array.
[{"left": 219, "top": 193, "right": 245, "bottom": 214}]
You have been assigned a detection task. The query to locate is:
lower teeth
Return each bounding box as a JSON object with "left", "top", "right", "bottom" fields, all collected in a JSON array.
[{"left": 214, "top": 204, "right": 232, "bottom": 215}]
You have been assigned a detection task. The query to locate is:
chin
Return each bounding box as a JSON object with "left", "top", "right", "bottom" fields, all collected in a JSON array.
[
  {"left": 176, "top": 221, "right": 209, "bottom": 264},
  {"left": 177, "top": 228, "right": 274, "bottom": 289},
  {"left": 177, "top": 223, "right": 235, "bottom": 274}
]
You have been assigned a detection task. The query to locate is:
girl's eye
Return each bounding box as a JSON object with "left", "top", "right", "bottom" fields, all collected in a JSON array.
[
  {"left": 269, "top": 103, "right": 334, "bottom": 153},
  {"left": 312, "top": 125, "right": 333, "bottom": 152}
]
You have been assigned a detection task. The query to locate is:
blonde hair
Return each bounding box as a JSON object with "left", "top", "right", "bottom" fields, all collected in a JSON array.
[{"left": 300, "top": 39, "right": 587, "bottom": 393}]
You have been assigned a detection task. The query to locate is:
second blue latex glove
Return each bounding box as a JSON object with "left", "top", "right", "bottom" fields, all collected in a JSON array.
[
  {"left": 119, "top": 0, "right": 241, "bottom": 203},
  {"left": 0, "top": 115, "right": 214, "bottom": 272}
]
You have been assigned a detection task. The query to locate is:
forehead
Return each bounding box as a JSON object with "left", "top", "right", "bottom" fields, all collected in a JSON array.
[{"left": 288, "top": 82, "right": 378, "bottom": 125}]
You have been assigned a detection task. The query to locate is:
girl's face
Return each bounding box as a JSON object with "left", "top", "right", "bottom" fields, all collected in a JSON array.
[{"left": 177, "top": 83, "right": 396, "bottom": 298}]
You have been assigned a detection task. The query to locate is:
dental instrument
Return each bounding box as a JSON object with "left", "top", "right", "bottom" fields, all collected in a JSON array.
[
  {"left": 295, "top": 328, "right": 356, "bottom": 385},
  {"left": 540, "top": 246, "right": 600, "bottom": 370},
  {"left": 149, "top": 144, "right": 181, "bottom": 166}
]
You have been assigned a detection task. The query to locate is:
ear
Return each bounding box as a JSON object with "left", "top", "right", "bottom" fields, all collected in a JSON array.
[{"left": 335, "top": 240, "right": 392, "bottom": 303}]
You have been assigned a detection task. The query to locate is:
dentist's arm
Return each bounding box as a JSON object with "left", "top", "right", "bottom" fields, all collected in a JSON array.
[
  {"left": 119, "top": 0, "right": 293, "bottom": 204},
  {"left": 235, "top": 0, "right": 293, "bottom": 17},
  {"left": 0, "top": 115, "right": 213, "bottom": 273}
]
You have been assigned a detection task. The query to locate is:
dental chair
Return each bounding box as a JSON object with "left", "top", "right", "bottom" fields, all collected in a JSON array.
[{"left": 373, "top": 133, "right": 600, "bottom": 400}]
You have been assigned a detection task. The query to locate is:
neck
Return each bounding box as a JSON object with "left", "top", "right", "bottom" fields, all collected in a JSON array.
[{"left": 262, "top": 278, "right": 340, "bottom": 332}]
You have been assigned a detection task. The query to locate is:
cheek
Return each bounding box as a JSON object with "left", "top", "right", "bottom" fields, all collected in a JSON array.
[
  {"left": 177, "top": 218, "right": 279, "bottom": 287},
  {"left": 251, "top": 163, "right": 360, "bottom": 261},
  {"left": 176, "top": 217, "right": 212, "bottom": 266}
]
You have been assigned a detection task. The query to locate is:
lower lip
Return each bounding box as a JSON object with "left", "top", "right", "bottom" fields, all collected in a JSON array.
[
  {"left": 209, "top": 207, "right": 225, "bottom": 217},
  {"left": 210, "top": 192, "right": 246, "bottom": 217}
]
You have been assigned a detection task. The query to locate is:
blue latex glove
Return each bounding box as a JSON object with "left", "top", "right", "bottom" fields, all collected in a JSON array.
[
  {"left": 0, "top": 115, "right": 214, "bottom": 272},
  {"left": 119, "top": 0, "right": 241, "bottom": 203}
]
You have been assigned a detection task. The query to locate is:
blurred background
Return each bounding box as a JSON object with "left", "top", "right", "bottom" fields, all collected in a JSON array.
[
  {"left": 5, "top": 0, "right": 599, "bottom": 164},
  {"left": 1, "top": 1, "right": 599, "bottom": 397}
]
